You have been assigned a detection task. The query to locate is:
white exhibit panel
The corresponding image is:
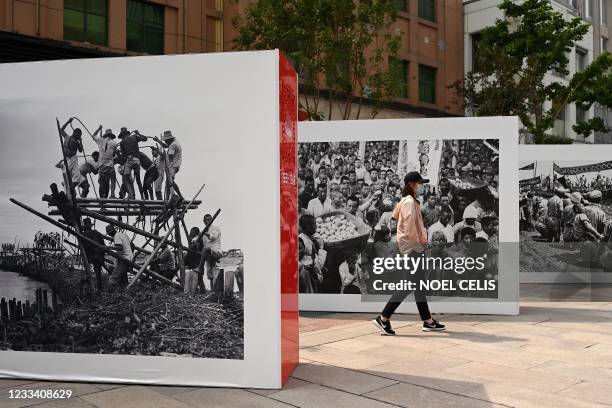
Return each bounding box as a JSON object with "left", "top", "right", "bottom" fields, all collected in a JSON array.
[
  {"left": 0, "top": 50, "right": 298, "bottom": 388},
  {"left": 519, "top": 145, "right": 612, "bottom": 284},
  {"left": 298, "top": 118, "right": 520, "bottom": 315}
]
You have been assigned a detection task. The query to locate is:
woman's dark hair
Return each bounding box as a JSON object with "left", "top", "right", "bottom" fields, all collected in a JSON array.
[{"left": 401, "top": 182, "right": 413, "bottom": 198}]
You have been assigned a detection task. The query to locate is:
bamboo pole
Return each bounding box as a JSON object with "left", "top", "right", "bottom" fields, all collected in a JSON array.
[
  {"left": 54, "top": 120, "right": 93, "bottom": 288},
  {"left": 127, "top": 182, "right": 205, "bottom": 289},
  {"left": 74, "top": 197, "right": 202, "bottom": 205},
  {"left": 10, "top": 198, "right": 179, "bottom": 289}
]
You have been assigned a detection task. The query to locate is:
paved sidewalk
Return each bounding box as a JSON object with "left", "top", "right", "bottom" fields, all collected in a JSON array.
[{"left": 2, "top": 301, "right": 612, "bottom": 407}]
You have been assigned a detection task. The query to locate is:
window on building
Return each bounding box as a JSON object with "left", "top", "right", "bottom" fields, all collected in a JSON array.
[
  {"left": 389, "top": 58, "right": 409, "bottom": 98},
  {"left": 602, "top": 37, "right": 609, "bottom": 52},
  {"left": 576, "top": 47, "right": 588, "bottom": 72},
  {"left": 585, "top": 0, "right": 593, "bottom": 18},
  {"left": 127, "top": 0, "right": 165, "bottom": 55},
  {"left": 419, "top": 64, "right": 436, "bottom": 104},
  {"left": 471, "top": 32, "right": 482, "bottom": 72},
  {"left": 418, "top": 0, "right": 436, "bottom": 22},
  {"left": 576, "top": 105, "right": 588, "bottom": 124},
  {"left": 64, "top": 0, "right": 108, "bottom": 46},
  {"left": 392, "top": 0, "right": 407, "bottom": 12},
  {"left": 601, "top": 0, "right": 608, "bottom": 24},
  {"left": 554, "top": 105, "right": 566, "bottom": 138}
]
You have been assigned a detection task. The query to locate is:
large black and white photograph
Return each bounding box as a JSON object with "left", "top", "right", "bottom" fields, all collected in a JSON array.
[
  {"left": 520, "top": 160, "right": 612, "bottom": 275},
  {"left": 298, "top": 138, "right": 500, "bottom": 297},
  {"left": 0, "top": 100, "right": 245, "bottom": 359}
]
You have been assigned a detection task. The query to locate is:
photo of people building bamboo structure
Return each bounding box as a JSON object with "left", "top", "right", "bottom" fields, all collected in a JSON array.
[
  {"left": 520, "top": 160, "right": 612, "bottom": 275},
  {"left": 0, "top": 116, "right": 244, "bottom": 359}
]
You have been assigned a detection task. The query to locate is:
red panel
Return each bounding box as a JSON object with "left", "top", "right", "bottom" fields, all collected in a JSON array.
[{"left": 279, "top": 52, "right": 299, "bottom": 385}]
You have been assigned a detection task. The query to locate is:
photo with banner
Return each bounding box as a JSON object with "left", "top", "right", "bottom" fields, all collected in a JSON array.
[
  {"left": 298, "top": 118, "right": 519, "bottom": 315},
  {"left": 519, "top": 153, "right": 612, "bottom": 285}
]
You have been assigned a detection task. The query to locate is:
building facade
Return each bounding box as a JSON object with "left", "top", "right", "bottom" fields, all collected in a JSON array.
[
  {"left": 0, "top": 0, "right": 463, "bottom": 118},
  {"left": 464, "top": 0, "right": 612, "bottom": 143},
  {"left": 0, "top": 0, "right": 225, "bottom": 61}
]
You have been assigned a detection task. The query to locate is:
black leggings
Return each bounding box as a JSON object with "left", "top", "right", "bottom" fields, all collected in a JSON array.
[
  {"left": 380, "top": 250, "right": 431, "bottom": 321},
  {"left": 381, "top": 293, "right": 431, "bottom": 321}
]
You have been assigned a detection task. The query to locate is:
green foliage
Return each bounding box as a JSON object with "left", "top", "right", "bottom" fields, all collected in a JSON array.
[
  {"left": 455, "top": 0, "right": 612, "bottom": 143},
  {"left": 232, "top": 0, "right": 403, "bottom": 119}
]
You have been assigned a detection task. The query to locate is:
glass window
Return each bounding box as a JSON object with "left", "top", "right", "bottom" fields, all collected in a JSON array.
[
  {"left": 419, "top": 64, "right": 436, "bottom": 104},
  {"left": 390, "top": 58, "right": 409, "bottom": 98},
  {"left": 471, "top": 32, "right": 482, "bottom": 71},
  {"left": 127, "top": 0, "right": 165, "bottom": 55},
  {"left": 393, "top": 0, "right": 407, "bottom": 12},
  {"left": 601, "top": 0, "right": 607, "bottom": 24},
  {"left": 64, "top": 0, "right": 107, "bottom": 46},
  {"left": 576, "top": 47, "right": 588, "bottom": 72},
  {"left": 419, "top": 0, "right": 436, "bottom": 22}
]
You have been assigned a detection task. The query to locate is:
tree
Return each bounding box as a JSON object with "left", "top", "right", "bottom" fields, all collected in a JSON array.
[
  {"left": 455, "top": 0, "right": 612, "bottom": 143},
  {"left": 232, "top": 0, "right": 403, "bottom": 120}
]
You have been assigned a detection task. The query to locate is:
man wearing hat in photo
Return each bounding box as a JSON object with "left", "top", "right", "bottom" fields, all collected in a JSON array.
[
  {"left": 91, "top": 126, "right": 119, "bottom": 198},
  {"left": 538, "top": 187, "right": 565, "bottom": 242},
  {"left": 81, "top": 218, "right": 106, "bottom": 292},
  {"left": 561, "top": 192, "right": 582, "bottom": 242},
  {"left": 117, "top": 127, "right": 147, "bottom": 200},
  {"left": 372, "top": 171, "right": 446, "bottom": 336},
  {"left": 573, "top": 203, "right": 604, "bottom": 242},
  {"left": 584, "top": 190, "right": 606, "bottom": 235},
  {"left": 161, "top": 130, "right": 182, "bottom": 199},
  {"left": 105, "top": 224, "right": 133, "bottom": 289},
  {"left": 59, "top": 117, "right": 83, "bottom": 194}
]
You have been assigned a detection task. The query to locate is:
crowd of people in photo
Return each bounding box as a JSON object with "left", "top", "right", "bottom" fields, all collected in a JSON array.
[
  {"left": 520, "top": 184, "right": 612, "bottom": 244},
  {"left": 298, "top": 139, "right": 500, "bottom": 294}
]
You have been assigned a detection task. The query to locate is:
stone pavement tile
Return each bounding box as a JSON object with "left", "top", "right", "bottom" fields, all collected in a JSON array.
[
  {"left": 529, "top": 360, "right": 612, "bottom": 385},
  {"left": 300, "top": 345, "right": 396, "bottom": 370},
  {"left": 144, "top": 385, "right": 200, "bottom": 396},
  {"left": 247, "top": 378, "right": 309, "bottom": 397},
  {"left": 558, "top": 330, "right": 612, "bottom": 345},
  {"left": 493, "top": 330, "right": 596, "bottom": 350},
  {"left": 464, "top": 383, "right": 605, "bottom": 408},
  {"left": 364, "top": 382, "right": 499, "bottom": 408},
  {"left": 174, "top": 388, "right": 292, "bottom": 408},
  {"left": 473, "top": 321, "right": 566, "bottom": 337},
  {"left": 0, "top": 382, "right": 102, "bottom": 408},
  {"left": 520, "top": 345, "right": 612, "bottom": 368},
  {"left": 447, "top": 361, "right": 580, "bottom": 393},
  {"left": 81, "top": 385, "right": 191, "bottom": 408},
  {"left": 535, "top": 318, "right": 612, "bottom": 334},
  {"left": 437, "top": 314, "right": 494, "bottom": 325},
  {"left": 560, "top": 381, "right": 612, "bottom": 406},
  {"left": 269, "top": 383, "right": 395, "bottom": 408},
  {"left": 412, "top": 330, "right": 528, "bottom": 351},
  {"left": 585, "top": 343, "right": 612, "bottom": 356},
  {"left": 433, "top": 344, "right": 550, "bottom": 369},
  {"left": 365, "top": 344, "right": 470, "bottom": 369},
  {"left": 358, "top": 332, "right": 456, "bottom": 352},
  {"left": 90, "top": 384, "right": 127, "bottom": 391},
  {"left": 323, "top": 338, "right": 384, "bottom": 353},
  {"left": 291, "top": 361, "right": 398, "bottom": 395},
  {"left": 364, "top": 361, "right": 490, "bottom": 396},
  {"left": 0, "top": 379, "right": 37, "bottom": 389},
  {"left": 30, "top": 397, "right": 98, "bottom": 408}
]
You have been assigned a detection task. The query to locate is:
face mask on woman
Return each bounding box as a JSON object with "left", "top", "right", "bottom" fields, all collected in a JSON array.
[{"left": 416, "top": 184, "right": 425, "bottom": 196}]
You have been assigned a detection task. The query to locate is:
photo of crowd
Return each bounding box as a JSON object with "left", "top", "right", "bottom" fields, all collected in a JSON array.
[
  {"left": 298, "top": 139, "right": 500, "bottom": 295},
  {"left": 520, "top": 160, "right": 612, "bottom": 273}
]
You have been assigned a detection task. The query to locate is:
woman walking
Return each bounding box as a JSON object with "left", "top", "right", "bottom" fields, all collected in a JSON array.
[{"left": 372, "top": 171, "right": 446, "bottom": 335}]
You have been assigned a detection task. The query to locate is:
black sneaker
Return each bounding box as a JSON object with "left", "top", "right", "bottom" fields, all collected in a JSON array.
[
  {"left": 372, "top": 316, "right": 395, "bottom": 336},
  {"left": 422, "top": 319, "right": 446, "bottom": 332}
]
